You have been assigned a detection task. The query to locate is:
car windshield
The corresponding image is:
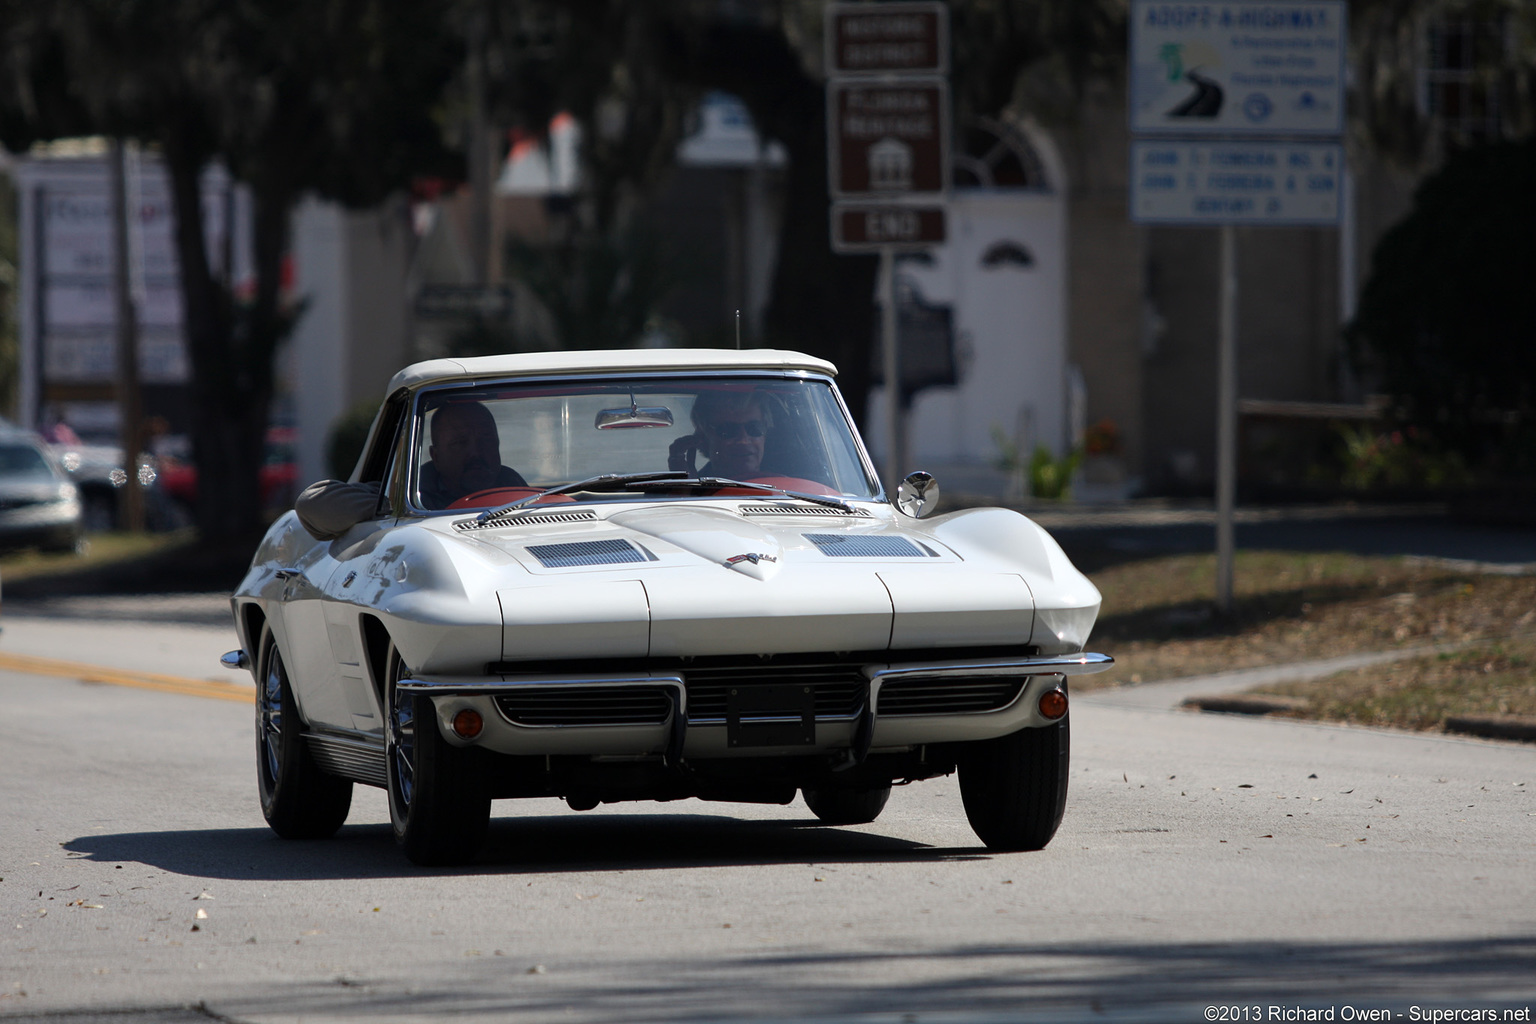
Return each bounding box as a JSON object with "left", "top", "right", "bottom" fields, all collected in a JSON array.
[
  {"left": 407, "top": 375, "right": 879, "bottom": 512},
  {"left": 0, "top": 443, "right": 59, "bottom": 481}
]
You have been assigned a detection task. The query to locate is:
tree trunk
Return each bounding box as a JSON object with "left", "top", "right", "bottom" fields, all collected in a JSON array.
[
  {"left": 654, "top": 18, "right": 880, "bottom": 425},
  {"left": 759, "top": 98, "right": 878, "bottom": 427},
  {"left": 163, "top": 129, "right": 266, "bottom": 542}
]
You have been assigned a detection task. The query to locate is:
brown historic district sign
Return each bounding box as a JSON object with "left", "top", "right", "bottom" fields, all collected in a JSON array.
[
  {"left": 827, "top": 80, "right": 949, "bottom": 197},
  {"left": 831, "top": 204, "right": 947, "bottom": 253},
  {"left": 826, "top": 2, "right": 948, "bottom": 76}
]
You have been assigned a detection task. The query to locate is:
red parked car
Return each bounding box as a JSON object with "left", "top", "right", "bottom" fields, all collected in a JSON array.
[{"left": 158, "top": 427, "right": 298, "bottom": 511}]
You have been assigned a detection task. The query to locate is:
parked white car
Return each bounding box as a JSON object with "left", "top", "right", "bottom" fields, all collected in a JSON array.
[{"left": 227, "top": 349, "right": 1110, "bottom": 865}]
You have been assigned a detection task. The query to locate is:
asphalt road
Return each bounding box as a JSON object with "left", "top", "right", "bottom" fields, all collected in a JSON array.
[{"left": 2, "top": 617, "right": 1533, "bottom": 1023}]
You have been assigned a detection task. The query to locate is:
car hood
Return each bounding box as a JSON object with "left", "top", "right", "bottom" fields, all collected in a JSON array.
[{"left": 432, "top": 501, "right": 1097, "bottom": 661}]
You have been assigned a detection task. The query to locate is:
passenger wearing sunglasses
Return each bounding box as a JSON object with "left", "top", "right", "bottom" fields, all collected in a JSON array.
[{"left": 668, "top": 390, "right": 770, "bottom": 479}]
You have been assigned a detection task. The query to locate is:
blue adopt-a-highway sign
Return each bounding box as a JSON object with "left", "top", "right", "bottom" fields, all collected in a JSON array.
[
  {"left": 1130, "top": 2, "right": 1347, "bottom": 137},
  {"left": 1132, "top": 140, "right": 1343, "bottom": 225}
]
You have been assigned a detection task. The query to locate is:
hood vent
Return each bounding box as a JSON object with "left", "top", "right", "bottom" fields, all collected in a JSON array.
[
  {"left": 805, "top": 533, "right": 927, "bottom": 558},
  {"left": 740, "top": 504, "right": 870, "bottom": 518},
  {"left": 456, "top": 509, "right": 599, "bottom": 532},
  {"left": 526, "top": 538, "right": 648, "bottom": 568}
]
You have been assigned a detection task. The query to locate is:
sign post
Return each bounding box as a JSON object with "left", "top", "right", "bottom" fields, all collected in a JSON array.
[
  {"left": 825, "top": 1, "right": 949, "bottom": 492},
  {"left": 1128, "top": 0, "right": 1346, "bottom": 612}
]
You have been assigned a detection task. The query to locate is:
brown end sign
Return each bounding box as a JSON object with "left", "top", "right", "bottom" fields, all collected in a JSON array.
[
  {"left": 829, "top": 81, "right": 948, "bottom": 196},
  {"left": 827, "top": 2, "right": 947, "bottom": 75},
  {"left": 833, "top": 205, "right": 946, "bottom": 252}
]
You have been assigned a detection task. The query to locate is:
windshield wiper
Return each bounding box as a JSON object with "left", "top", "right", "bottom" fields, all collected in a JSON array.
[
  {"left": 474, "top": 471, "right": 690, "bottom": 523},
  {"left": 641, "top": 476, "right": 858, "bottom": 514}
]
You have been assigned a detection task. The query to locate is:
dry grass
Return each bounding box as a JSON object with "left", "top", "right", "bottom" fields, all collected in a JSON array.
[
  {"left": 1076, "top": 548, "right": 1536, "bottom": 733},
  {"left": 1258, "top": 638, "right": 1536, "bottom": 731},
  {"left": 0, "top": 530, "right": 192, "bottom": 583}
]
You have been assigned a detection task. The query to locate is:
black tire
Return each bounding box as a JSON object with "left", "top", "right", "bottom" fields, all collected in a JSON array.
[
  {"left": 255, "top": 627, "right": 352, "bottom": 839},
  {"left": 801, "top": 785, "right": 892, "bottom": 825},
  {"left": 958, "top": 719, "right": 1070, "bottom": 851},
  {"left": 385, "top": 646, "right": 490, "bottom": 866}
]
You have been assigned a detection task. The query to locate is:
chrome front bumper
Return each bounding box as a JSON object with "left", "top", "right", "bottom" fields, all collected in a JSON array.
[{"left": 398, "top": 653, "right": 1114, "bottom": 759}]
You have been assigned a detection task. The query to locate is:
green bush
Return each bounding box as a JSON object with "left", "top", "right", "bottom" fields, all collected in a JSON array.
[
  {"left": 327, "top": 400, "right": 380, "bottom": 479},
  {"left": 1029, "top": 444, "right": 1081, "bottom": 499}
]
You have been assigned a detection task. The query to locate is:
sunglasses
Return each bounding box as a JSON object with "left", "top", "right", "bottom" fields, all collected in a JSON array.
[{"left": 707, "top": 420, "right": 765, "bottom": 440}]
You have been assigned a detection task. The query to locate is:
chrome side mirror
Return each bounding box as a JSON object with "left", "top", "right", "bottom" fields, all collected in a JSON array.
[{"left": 895, "top": 470, "right": 939, "bottom": 518}]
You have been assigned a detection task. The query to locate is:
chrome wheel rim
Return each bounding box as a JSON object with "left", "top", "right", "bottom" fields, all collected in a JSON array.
[
  {"left": 258, "top": 652, "right": 284, "bottom": 782},
  {"left": 390, "top": 683, "right": 416, "bottom": 808}
]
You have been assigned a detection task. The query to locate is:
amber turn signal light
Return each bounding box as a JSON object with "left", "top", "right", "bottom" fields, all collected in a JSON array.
[
  {"left": 452, "top": 708, "right": 484, "bottom": 739},
  {"left": 1037, "top": 688, "right": 1068, "bottom": 720}
]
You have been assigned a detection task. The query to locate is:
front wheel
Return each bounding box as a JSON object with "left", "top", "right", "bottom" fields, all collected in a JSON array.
[
  {"left": 958, "top": 719, "right": 1069, "bottom": 851},
  {"left": 801, "top": 785, "right": 891, "bottom": 825},
  {"left": 386, "top": 646, "right": 490, "bottom": 866},
  {"left": 255, "top": 627, "right": 352, "bottom": 838}
]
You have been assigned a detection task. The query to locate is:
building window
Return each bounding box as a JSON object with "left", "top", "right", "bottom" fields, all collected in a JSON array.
[{"left": 1421, "top": 13, "right": 1512, "bottom": 146}]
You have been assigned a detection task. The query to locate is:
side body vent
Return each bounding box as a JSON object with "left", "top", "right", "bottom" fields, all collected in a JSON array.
[
  {"left": 804, "top": 533, "right": 926, "bottom": 558},
  {"left": 739, "top": 504, "right": 871, "bottom": 517},
  {"left": 456, "top": 510, "right": 599, "bottom": 532},
  {"left": 526, "top": 538, "right": 647, "bottom": 568}
]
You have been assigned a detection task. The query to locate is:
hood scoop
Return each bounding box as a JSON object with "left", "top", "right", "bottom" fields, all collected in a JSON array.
[
  {"left": 525, "top": 539, "right": 650, "bottom": 568},
  {"left": 804, "top": 533, "right": 930, "bottom": 558}
]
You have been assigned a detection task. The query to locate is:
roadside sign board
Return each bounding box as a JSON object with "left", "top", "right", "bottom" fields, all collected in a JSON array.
[
  {"left": 827, "top": 79, "right": 949, "bottom": 197},
  {"left": 1131, "top": 139, "right": 1343, "bottom": 225},
  {"left": 1129, "top": 1, "right": 1346, "bottom": 137},
  {"left": 826, "top": 2, "right": 948, "bottom": 76},
  {"left": 831, "top": 203, "right": 946, "bottom": 252},
  {"left": 413, "top": 284, "right": 514, "bottom": 321}
]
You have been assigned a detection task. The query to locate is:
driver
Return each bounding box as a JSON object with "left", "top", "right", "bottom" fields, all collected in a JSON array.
[
  {"left": 419, "top": 401, "right": 526, "bottom": 509},
  {"left": 668, "top": 391, "right": 769, "bottom": 479},
  {"left": 295, "top": 400, "right": 527, "bottom": 539}
]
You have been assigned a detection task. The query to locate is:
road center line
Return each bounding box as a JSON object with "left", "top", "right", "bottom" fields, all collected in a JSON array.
[{"left": 0, "top": 650, "right": 254, "bottom": 703}]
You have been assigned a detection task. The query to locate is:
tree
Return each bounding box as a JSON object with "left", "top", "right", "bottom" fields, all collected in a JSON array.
[
  {"left": 1, "top": 0, "right": 459, "bottom": 540},
  {"left": 474, "top": 1, "right": 1127, "bottom": 423},
  {"left": 1345, "top": 136, "right": 1536, "bottom": 474}
]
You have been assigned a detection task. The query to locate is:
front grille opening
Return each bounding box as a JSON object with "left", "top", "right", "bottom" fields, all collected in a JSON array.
[
  {"left": 494, "top": 686, "right": 672, "bottom": 726},
  {"left": 682, "top": 658, "right": 867, "bottom": 723},
  {"left": 878, "top": 677, "right": 1025, "bottom": 716}
]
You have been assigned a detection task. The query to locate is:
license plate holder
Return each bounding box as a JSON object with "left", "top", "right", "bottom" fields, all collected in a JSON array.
[{"left": 726, "top": 684, "right": 816, "bottom": 747}]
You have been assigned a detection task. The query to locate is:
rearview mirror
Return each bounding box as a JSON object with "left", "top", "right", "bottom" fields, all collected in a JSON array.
[{"left": 594, "top": 402, "right": 675, "bottom": 429}]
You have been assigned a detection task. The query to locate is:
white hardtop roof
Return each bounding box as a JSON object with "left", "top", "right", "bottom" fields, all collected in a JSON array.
[{"left": 386, "top": 348, "right": 838, "bottom": 394}]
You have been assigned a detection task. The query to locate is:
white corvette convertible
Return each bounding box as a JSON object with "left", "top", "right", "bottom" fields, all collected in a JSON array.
[{"left": 227, "top": 349, "right": 1111, "bottom": 864}]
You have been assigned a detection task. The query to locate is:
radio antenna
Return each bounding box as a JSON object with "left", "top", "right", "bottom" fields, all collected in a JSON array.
[{"left": 735, "top": 309, "right": 742, "bottom": 349}]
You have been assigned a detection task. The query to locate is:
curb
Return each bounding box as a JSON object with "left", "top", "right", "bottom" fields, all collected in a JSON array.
[
  {"left": 1444, "top": 714, "right": 1536, "bottom": 742},
  {"left": 1181, "top": 694, "right": 1309, "bottom": 715}
]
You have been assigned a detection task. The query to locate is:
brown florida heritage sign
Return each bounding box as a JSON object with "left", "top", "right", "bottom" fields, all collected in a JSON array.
[{"left": 828, "top": 80, "right": 949, "bottom": 197}]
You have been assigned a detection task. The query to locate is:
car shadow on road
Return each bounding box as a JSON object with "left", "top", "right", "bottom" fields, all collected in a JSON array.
[
  {"left": 62, "top": 813, "right": 989, "bottom": 880},
  {"left": 217, "top": 934, "right": 1536, "bottom": 1022}
]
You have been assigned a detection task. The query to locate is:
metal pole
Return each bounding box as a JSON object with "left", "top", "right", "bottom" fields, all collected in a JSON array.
[
  {"left": 109, "top": 138, "right": 145, "bottom": 533},
  {"left": 467, "top": 6, "right": 490, "bottom": 286},
  {"left": 879, "top": 246, "right": 901, "bottom": 492},
  {"left": 1215, "top": 224, "right": 1237, "bottom": 612}
]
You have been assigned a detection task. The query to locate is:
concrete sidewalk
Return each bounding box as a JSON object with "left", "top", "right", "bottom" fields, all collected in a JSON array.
[{"left": 1077, "top": 646, "right": 1450, "bottom": 713}]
